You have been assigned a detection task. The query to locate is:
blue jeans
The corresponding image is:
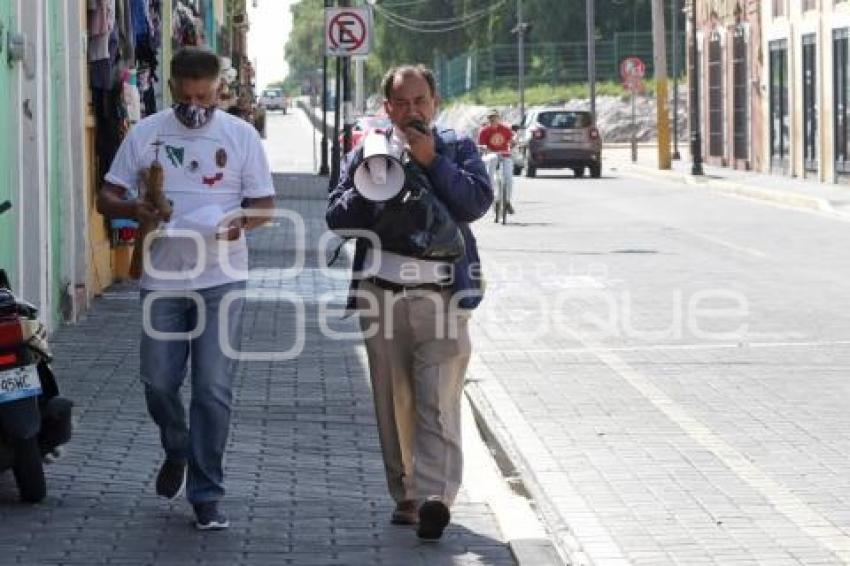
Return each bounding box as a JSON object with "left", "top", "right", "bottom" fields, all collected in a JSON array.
[{"left": 140, "top": 281, "right": 246, "bottom": 503}]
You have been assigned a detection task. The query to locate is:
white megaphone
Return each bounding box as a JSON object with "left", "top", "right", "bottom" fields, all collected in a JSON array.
[{"left": 353, "top": 130, "right": 406, "bottom": 202}]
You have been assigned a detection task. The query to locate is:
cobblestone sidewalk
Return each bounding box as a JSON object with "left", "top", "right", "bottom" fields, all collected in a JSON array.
[{"left": 0, "top": 174, "right": 515, "bottom": 566}]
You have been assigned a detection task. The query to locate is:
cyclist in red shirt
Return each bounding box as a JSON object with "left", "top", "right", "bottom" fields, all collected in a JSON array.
[{"left": 478, "top": 109, "right": 515, "bottom": 217}]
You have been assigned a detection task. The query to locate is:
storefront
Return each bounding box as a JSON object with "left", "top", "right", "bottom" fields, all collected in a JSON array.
[{"left": 694, "top": 0, "right": 764, "bottom": 172}]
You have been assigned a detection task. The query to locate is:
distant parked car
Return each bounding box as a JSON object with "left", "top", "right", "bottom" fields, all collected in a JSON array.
[
  {"left": 259, "top": 88, "right": 287, "bottom": 113},
  {"left": 338, "top": 115, "right": 392, "bottom": 151},
  {"left": 512, "top": 108, "right": 602, "bottom": 178}
]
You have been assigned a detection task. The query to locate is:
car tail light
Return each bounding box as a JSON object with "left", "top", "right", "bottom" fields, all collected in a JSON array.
[
  {"left": 0, "top": 320, "right": 22, "bottom": 349},
  {"left": 0, "top": 352, "right": 17, "bottom": 367},
  {"left": 589, "top": 127, "right": 600, "bottom": 140},
  {"left": 531, "top": 128, "right": 546, "bottom": 140}
]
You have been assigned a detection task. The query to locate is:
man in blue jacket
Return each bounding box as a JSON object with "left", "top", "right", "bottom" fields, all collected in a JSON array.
[{"left": 326, "top": 65, "right": 492, "bottom": 541}]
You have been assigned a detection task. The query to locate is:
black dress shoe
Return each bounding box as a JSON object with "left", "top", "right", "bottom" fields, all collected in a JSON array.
[{"left": 416, "top": 499, "right": 450, "bottom": 541}]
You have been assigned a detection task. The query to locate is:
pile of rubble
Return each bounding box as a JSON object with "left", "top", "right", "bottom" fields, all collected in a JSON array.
[{"left": 436, "top": 87, "right": 688, "bottom": 143}]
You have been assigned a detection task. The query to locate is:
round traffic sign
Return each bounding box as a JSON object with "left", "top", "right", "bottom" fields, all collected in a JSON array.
[
  {"left": 328, "top": 11, "right": 367, "bottom": 53},
  {"left": 620, "top": 57, "right": 646, "bottom": 81}
]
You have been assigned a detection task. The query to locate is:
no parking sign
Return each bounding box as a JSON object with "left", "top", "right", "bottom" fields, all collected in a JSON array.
[
  {"left": 325, "top": 8, "right": 371, "bottom": 57},
  {"left": 620, "top": 56, "right": 646, "bottom": 93}
]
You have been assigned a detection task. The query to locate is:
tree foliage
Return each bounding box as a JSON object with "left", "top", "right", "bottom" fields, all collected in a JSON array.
[
  {"left": 284, "top": 0, "right": 658, "bottom": 95},
  {"left": 283, "top": 0, "right": 327, "bottom": 90}
]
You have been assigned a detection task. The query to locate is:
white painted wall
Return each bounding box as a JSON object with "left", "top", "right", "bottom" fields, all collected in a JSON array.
[
  {"left": 19, "top": 0, "right": 50, "bottom": 320},
  {"left": 68, "top": 0, "right": 89, "bottom": 319}
]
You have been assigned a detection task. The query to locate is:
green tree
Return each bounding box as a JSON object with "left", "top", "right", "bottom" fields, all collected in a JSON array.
[
  {"left": 282, "top": 0, "right": 658, "bottom": 99},
  {"left": 284, "top": 0, "right": 326, "bottom": 88}
]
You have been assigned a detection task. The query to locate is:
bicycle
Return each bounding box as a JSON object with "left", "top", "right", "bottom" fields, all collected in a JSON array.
[{"left": 481, "top": 150, "right": 510, "bottom": 225}]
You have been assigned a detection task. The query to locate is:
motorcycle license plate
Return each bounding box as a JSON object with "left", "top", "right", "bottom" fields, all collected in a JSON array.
[{"left": 0, "top": 365, "right": 41, "bottom": 404}]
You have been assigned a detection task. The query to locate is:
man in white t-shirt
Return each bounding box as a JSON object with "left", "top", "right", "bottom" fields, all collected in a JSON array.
[{"left": 96, "top": 47, "right": 275, "bottom": 530}]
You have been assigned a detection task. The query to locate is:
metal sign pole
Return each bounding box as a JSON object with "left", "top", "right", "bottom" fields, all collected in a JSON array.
[
  {"left": 319, "top": 0, "right": 332, "bottom": 176},
  {"left": 341, "top": 0, "right": 353, "bottom": 154},
  {"left": 672, "top": 0, "right": 681, "bottom": 160},
  {"left": 313, "top": 110, "right": 318, "bottom": 173},
  {"left": 343, "top": 56, "right": 352, "bottom": 154},
  {"left": 631, "top": 89, "right": 637, "bottom": 162},
  {"left": 690, "top": 0, "right": 704, "bottom": 175},
  {"left": 587, "top": 0, "right": 596, "bottom": 119},
  {"left": 330, "top": 57, "right": 342, "bottom": 188}
]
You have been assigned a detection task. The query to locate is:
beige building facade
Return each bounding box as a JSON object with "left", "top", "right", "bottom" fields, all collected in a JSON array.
[
  {"left": 761, "top": 0, "right": 850, "bottom": 184},
  {"left": 694, "top": 0, "right": 766, "bottom": 172}
]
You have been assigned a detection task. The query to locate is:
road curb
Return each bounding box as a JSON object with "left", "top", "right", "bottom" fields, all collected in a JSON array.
[
  {"left": 465, "top": 383, "right": 573, "bottom": 566},
  {"left": 618, "top": 163, "right": 841, "bottom": 216},
  {"left": 461, "top": 395, "right": 565, "bottom": 566},
  {"left": 296, "top": 99, "right": 329, "bottom": 134},
  {"left": 464, "top": 355, "right": 615, "bottom": 566}
]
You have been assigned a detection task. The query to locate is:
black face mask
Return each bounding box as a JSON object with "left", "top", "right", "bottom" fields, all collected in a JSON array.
[{"left": 172, "top": 102, "right": 216, "bottom": 129}]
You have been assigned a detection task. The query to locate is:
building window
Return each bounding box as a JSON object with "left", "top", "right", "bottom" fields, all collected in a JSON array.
[
  {"left": 802, "top": 0, "right": 816, "bottom": 11},
  {"left": 834, "top": 30, "right": 850, "bottom": 174},
  {"left": 732, "top": 27, "right": 748, "bottom": 161},
  {"left": 769, "top": 39, "right": 789, "bottom": 173},
  {"left": 803, "top": 34, "right": 817, "bottom": 173},
  {"left": 772, "top": 0, "right": 784, "bottom": 18},
  {"left": 708, "top": 32, "right": 723, "bottom": 158}
]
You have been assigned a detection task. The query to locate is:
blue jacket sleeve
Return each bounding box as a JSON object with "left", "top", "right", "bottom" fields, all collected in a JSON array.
[
  {"left": 425, "top": 137, "right": 493, "bottom": 223},
  {"left": 326, "top": 149, "right": 380, "bottom": 232}
]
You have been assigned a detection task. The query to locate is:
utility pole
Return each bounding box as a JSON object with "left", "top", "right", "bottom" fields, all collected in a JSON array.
[
  {"left": 651, "top": 0, "right": 671, "bottom": 169},
  {"left": 671, "top": 0, "right": 681, "bottom": 160},
  {"left": 515, "top": 0, "right": 526, "bottom": 119},
  {"left": 689, "top": 0, "right": 704, "bottom": 175},
  {"left": 587, "top": 0, "right": 596, "bottom": 119},
  {"left": 319, "top": 0, "right": 331, "bottom": 176}
]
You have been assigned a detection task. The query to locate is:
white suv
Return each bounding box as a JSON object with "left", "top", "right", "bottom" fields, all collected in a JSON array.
[{"left": 259, "top": 89, "right": 287, "bottom": 113}]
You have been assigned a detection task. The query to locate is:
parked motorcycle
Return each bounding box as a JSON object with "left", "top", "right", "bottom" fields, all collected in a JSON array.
[{"left": 0, "top": 200, "right": 73, "bottom": 502}]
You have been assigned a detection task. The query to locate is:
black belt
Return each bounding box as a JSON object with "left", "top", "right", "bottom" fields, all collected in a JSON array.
[{"left": 366, "top": 277, "right": 449, "bottom": 294}]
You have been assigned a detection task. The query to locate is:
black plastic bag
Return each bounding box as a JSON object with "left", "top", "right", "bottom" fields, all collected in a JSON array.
[{"left": 372, "top": 162, "right": 465, "bottom": 261}]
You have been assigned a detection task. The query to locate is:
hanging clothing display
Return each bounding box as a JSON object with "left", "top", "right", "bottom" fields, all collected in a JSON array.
[
  {"left": 173, "top": 1, "right": 201, "bottom": 46},
  {"left": 88, "top": 0, "right": 164, "bottom": 247}
]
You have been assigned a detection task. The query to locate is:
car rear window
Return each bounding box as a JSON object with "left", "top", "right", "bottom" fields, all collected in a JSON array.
[
  {"left": 356, "top": 117, "right": 390, "bottom": 131},
  {"left": 367, "top": 117, "right": 391, "bottom": 129},
  {"left": 263, "top": 90, "right": 281, "bottom": 97},
  {"left": 537, "top": 111, "right": 592, "bottom": 129}
]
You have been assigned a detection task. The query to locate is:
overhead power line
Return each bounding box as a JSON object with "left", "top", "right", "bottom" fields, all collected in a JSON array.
[
  {"left": 379, "top": 2, "right": 499, "bottom": 27},
  {"left": 380, "top": 0, "right": 432, "bottom": 7},
  {"left": 372, "top": 0, "right": 508, "bottom": 34}
]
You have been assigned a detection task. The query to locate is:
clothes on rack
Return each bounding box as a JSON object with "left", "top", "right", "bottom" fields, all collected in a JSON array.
[
  {"left": 173, "top": 1, "right": 202, "bottom": 46},
  {"left": 88, "top": 0, "right": 166, "bottom": 246}
]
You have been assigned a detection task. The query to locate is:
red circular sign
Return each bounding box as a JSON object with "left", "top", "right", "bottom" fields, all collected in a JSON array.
[
  {"left": 328, "top": 11, "right": 367, "bottom": 52},
  {"left": 620, "top": 57, "right": 646, "bottom": 81}
]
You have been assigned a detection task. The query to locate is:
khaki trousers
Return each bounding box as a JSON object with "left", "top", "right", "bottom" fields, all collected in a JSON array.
[{"left": 358, "top": 280, "right": 472, "bottom": 507}]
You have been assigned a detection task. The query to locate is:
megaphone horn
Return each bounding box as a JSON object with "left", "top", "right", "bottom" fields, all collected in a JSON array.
[{"left": 353, "top": 131, "right": 405, "bottom": 202}]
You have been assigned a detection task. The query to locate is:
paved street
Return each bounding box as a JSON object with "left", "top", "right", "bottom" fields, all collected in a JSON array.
[
  {"left": 0, "top": 112, "right": 515, "bottom": 566},
  {"left": 468, "top": 152, "right": 850, "bottom": 565},
  {"left": 7, "top": 108, "right": 850, "bottom": 566}
]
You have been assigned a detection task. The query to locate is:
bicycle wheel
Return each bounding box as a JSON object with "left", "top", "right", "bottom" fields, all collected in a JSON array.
[{"left": 499, "top": 169, "right": 508, "bottom": 225}]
